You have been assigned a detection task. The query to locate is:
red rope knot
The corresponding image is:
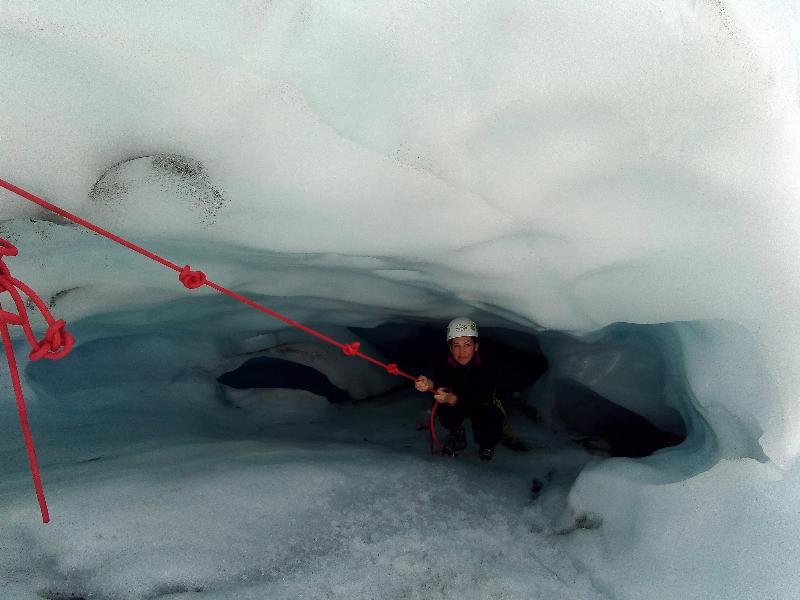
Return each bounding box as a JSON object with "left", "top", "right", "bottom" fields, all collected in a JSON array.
[
  {"left": 179, "top": 265, "right": 206, "bottom": 289},
  {"left": 385, "top": 363, "right": 400, "bottom": 376},
  {"left": 341, "top": 341, "right": 361, "bottom": 356},
  {"left": 29, "top": 319, "right": 75, "bottom": 361}
]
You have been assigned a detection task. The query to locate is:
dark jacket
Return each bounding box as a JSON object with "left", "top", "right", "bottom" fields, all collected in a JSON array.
[{"left": 431, "top": 353, "right": 498, "bottom": 414}]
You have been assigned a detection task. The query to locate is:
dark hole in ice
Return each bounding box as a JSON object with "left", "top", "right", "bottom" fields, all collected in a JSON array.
[
  {"left": 352, "top": 321, "right": 687, "bottom": 458},
  {"left": 218, "top": 321, "right": 685, "bottom": 457},
  {"left": 349, "top": 322, "right": 550, "bottom": 398},
  {"left": 553, "top": 379, "right": 685, "bottom": 457},
  {"left": 217, "top": 356, "right": 350, "bottom": 403}
]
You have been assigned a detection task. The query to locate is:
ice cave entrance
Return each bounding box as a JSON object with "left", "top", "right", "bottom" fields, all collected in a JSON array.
[{"left": 217, "top": 321, "right": 687, "bottom": 459}]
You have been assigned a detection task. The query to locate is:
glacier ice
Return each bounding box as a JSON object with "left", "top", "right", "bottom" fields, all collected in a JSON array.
[{"left": 2, "top": 1, "right": 800, "bottom": 598}]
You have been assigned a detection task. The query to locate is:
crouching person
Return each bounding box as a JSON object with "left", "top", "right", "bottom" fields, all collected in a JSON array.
[{"left": 415, "top": 317, "right": 505, "bottom": 462}]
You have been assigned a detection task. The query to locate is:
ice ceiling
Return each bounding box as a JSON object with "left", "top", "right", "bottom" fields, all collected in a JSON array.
[{"left": 2, "top": 1, "right": 800, "bottom": 597}]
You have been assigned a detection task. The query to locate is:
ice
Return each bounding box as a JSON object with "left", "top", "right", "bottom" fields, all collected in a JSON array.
[
  {"left": 2, "top": 328, "right": 604, "bottom": 600},
  {"left": 533, "top": 324, "right": 685, "bottom": 436},
  {"left": 563, "top": 457, "right": 800, "bottom": 599},
  {"left": 2, "top": 1, "right": 800, "bottom": 598}
]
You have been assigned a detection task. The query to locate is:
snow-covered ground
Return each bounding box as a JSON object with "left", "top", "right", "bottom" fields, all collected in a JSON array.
[{"left": 2, "top": 1, "right": 800, "bottom": 598}]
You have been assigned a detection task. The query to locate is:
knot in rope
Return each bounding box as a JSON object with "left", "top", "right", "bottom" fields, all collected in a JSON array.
[
  {"left": 385, "top": 363, "right": 400, "bottom": 376},
  {"left": 0, "top": 239, "right": 75, "bottom": 361},
  {"left": 179, "top": 265, "right": 206, "bottom": 289},
  {"left": 30, "top": 319, "right": 75, "bottom": 361},
  {"left": 341, "top": 341, "right": 361, "bottom": 356}
]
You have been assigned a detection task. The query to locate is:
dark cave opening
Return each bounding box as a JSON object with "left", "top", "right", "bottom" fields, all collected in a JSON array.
[
  {"left": 552, "top": 378, "right": 685, "bottom": 457},
  {"left": 217, "top": 356, "right": 351, "bottom": 403},
  {"left": 218, "top": 321, "right": 687, "bottom": 458}
]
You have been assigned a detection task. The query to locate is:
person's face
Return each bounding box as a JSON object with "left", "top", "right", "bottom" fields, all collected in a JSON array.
[{"left": 450, "top": 336, "right": 478, "bottom": 366}]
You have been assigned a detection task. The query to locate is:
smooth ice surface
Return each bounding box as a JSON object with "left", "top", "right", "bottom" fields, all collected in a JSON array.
[{"left": 2, "top": 1, "right": 800, "bottom": 598}]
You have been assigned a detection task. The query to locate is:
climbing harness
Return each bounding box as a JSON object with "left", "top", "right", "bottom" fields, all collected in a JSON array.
[{"left": 0, "top": 178, "right": 442, "bottom": 522}]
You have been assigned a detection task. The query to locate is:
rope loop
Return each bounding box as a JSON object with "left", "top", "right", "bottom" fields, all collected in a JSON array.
[
  {"left": 385, "top": 363, "right": 400, "bottom": 376},
  {"left": 341, "top": 341, "right": 361, "bottom": 356},
  {"left": 29, "top": 319, "right": 75, "bottom": 361},
  {"left": 179, "top": 265, "right": 206, "bottom": 289}
]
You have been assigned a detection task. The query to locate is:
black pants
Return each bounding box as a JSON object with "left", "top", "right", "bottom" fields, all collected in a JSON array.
[{"left": 437, "top": 401, "right": 505, "bottom": 449}]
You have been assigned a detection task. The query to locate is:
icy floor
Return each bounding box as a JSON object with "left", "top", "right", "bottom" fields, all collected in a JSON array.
[{"left": 1, "top": 379, "right": 607, "bottom": 600}]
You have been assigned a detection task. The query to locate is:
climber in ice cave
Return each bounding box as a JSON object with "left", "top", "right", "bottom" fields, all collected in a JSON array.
[{"left": 415, "top": 317, "right": 514, "bottom": 462}]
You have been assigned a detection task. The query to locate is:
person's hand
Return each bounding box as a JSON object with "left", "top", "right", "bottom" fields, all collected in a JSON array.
[
  {"left": 415, "top": 375, "right": 434, "bottom": 393},
  {"left": 433, "top": 387, "right": 457, "bottom": 405}
]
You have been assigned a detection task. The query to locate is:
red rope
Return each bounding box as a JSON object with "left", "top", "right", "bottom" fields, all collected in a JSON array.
[
  {"left": 0, "top": 178, "right": 418, "bottom": 377},
  {"left": 429, "top": 401, "right": 441, "bottom": 453},
  {"left": 1, "top": 323, "right": 49, "bottom": 523},
  {"left": 0, "top": 239, "right": 76, "bottom": 523},
  {"left": 0, "top": 178, "right": 442, "bottom": 462}
]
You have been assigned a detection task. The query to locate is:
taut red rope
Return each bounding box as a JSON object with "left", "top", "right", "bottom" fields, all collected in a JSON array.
[{"left": 0, "top": 178, "right": 420, "bottom": 379}]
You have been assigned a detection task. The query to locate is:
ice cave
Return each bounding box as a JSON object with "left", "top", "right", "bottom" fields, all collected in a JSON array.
[{"left": 1, "top": 2, "right": 800, "bottom": 599}]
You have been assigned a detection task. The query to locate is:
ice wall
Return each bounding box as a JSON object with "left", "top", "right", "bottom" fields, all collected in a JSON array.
[
  {"left": 2, "top": 0, "right": 799, "bottom": 461},
  {"left": 2, "top": 2, "right": 800, "bottom": 597}
]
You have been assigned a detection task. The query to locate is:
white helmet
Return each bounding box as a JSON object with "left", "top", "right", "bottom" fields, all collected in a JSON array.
[{"left": 446, "top": 317, "right": 479, "bottom": 341}]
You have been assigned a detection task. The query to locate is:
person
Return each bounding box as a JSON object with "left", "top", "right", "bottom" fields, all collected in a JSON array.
[{"left": 415, "top": 317, "right": 506, "bottom": 461}]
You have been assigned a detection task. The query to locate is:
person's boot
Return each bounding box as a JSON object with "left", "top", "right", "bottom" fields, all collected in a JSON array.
[
  {"left": 479, "top": 446, "right": 494, "bottom": 462},
  {"left": 442, "top": 426, "right": 467, "bottom": 456}
]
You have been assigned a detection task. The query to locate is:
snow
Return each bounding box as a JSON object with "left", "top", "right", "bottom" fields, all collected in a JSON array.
[
  {"left": 2, "top": 1, "right": 800, "bottom": 598},
  {"left": 564, "top": 455, "right": 800, "bottom": 599},
  {"left": 3, "top": 329, "right": 604, "bottom": 599}
]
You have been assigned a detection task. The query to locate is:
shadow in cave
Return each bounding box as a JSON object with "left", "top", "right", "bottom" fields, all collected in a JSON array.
[
  {"left": 352, "top": 321, "right": 686, "bottom": 458},
  {"left": 553, "top": 379, "right": 685, "bottom": 457},
  {"left": 217, "top": 357, "right": 350, "bottom": 403},
  {"left": 217, "top": 322, "right": 687, "bottom": 459},
  {"left": 349, "top": 321, "right": 551, "bottom": 401}
]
